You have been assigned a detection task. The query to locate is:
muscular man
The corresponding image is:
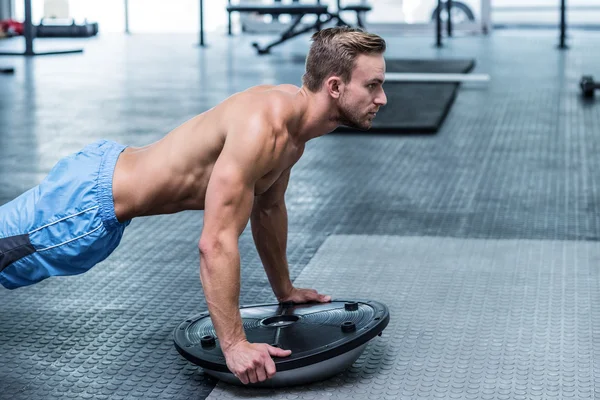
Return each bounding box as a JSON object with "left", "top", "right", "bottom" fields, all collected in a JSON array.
[{"left": 0, "top": 26, "right": 387, "bottom": 384}]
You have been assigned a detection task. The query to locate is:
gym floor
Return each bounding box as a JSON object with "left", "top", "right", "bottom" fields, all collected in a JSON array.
[{"left": 1, "top": 27, "right": 600, "bottom": 399}]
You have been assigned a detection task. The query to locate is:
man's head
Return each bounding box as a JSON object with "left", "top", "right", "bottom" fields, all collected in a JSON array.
[{"left": 302, "top": 26, "right": 387, "bottom": 130}]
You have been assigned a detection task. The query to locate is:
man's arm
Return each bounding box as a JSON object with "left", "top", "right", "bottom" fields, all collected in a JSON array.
[
  {"left": 198, "top": 121, "right": 289, "bottom": 384},
  {"left": 251, "top": 169, "right": 332, "bottom": 305},
  {"left": 199, "top": 160, "right": 253, "bottom": 353},
  {"left": 251, "top": 169, "right": 293, "bottom": 301}
]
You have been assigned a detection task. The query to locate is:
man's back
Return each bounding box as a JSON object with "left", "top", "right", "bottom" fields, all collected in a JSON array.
[{"left": 111, "top": 84, "right": 304, "bottom": 222}]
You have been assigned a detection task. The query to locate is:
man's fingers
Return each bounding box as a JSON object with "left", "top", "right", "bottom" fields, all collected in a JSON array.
[
  {"left": 303, "top": 289, "right": 330, "bottom": 303},
  {"left": 319, "top": 294, "right": 331, "bottom": 302},
  {"left": 256, "top": 365, "right": 268, "bottom": 382},
  {"left": 237, "top": 371, "right": 249, "bottom": 385},
  {"left": 247, "top": 368, "right": 259, "bottom": 384},
  {"left": 268, "top": 346, "right": 292, "bottom": 358},
  {"left": 265, "top": 358, "right": 277, "bottom": 379},
  {"left": 284, "top": 288, "right": 331, "bottom": 304}
]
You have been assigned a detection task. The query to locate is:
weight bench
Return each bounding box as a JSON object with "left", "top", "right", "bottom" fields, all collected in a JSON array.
[
  {"left": 331, "top": 3, "right": 372, "bottom": 29},
  {"left": 226, "top": 4, "right": 332, "bottom": 54}
]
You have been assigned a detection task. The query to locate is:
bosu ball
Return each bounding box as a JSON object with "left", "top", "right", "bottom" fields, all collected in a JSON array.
[{"left": 173, "top": 299, "right": 389, "bottom": 387}]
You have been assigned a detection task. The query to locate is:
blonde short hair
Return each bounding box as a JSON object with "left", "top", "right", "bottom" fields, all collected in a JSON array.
[{"left": 302, "top": 26, "right": 386, "bottom": 92}]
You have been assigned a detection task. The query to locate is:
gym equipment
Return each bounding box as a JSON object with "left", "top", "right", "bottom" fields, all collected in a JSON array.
[
  {"left": 0, "top": 0, "right": 83, "bottom": 56},
  {"left": 386, "top": 72, "right": 490, "bottom": 83},
  {"left": 580, "top": 76, "right": 600, "bottom": 98},
  {"left": 35, "top": 19, "right": 98, "bottom": 38},
  {"left": 226, "top": 1, "right": 372, "bottom": 55},
  {"left": 173, "top": 299, "right": 389, "bottom": 387},
  {"left": 226, "top": 4, "right": 331, "bottom": 55},
  {"left": 35, "top": 0, "right": 97, "bottom": 38},
  {"left": 333, "top": 1, "right": 371, "bottom": 29},
  {"left": 558, "top": 0, "right": 568, "bottom": 49}
]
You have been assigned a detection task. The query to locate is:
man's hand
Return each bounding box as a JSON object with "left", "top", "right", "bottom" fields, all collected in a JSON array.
[
  {"left": 278, "top": 287, "right": 331, "bottom": 304},
  {"left": 224, "top": 340, "right": 292, "bottom": 384}
]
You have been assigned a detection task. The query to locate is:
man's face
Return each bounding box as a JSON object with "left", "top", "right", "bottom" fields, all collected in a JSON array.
[{"left": 338, "top": 54, "right": 387, "bottom": 130}]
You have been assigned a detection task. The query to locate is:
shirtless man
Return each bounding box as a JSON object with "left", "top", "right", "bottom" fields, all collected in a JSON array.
[{"left": 0, "top": 26, "right": 387, "bottom": 384}]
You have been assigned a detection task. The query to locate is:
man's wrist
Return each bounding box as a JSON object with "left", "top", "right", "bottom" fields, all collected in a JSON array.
[
  {"left": 275, "top": 282, "right": 294, "bottom": 301},
  {"left": 221, "top": 337, "right": 248, "bottom": 354}
]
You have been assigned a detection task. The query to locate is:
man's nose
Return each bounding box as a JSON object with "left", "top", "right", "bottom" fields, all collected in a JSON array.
[{"left": 375, "top": 89, "right": 387, "bottom": 107}]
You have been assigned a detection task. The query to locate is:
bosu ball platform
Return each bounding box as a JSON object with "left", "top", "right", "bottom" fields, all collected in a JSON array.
[{"left": 173, "top": 299, "right": 389, "bottom": 387}]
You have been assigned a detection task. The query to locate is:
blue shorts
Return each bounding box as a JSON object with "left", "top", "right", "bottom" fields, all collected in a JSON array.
[{"left": 0, "top": 140, "right": 130, "bottom": 290}]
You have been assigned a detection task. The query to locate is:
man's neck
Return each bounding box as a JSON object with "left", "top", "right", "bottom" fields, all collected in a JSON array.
[{"left": 288, "top": 86, "right": 339, "bottom": 144}]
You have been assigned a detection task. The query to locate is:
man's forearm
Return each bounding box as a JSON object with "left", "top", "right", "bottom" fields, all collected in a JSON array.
[
  {"left": 251, "top": 201, "right": 293, "bottom": 300},
  {"left": 199, "top": 245, "right": 246, "bottom": 352}
]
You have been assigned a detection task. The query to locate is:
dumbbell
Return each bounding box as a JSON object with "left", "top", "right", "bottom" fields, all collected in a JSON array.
[{"left": 580, "top": 75, "right": 600, "bottom": 98}]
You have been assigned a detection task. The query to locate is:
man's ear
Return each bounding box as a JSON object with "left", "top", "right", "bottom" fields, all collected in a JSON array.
[{"left": 325, "top": 76, "right": 344, "bottom": 99}]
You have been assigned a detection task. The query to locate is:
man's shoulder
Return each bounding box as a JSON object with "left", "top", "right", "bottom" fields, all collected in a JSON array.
[
  {"left": 274, "top": 83, "right": 301, "bottom": 94},
  {"left": 244, "top": 83, "right": 300, "bottom": 95},
  {"left": 243, "top": 84, "right": 299, "bottom": 107},
  {"left": 238, "top": 87, "right": 297, "bottom": 130}
]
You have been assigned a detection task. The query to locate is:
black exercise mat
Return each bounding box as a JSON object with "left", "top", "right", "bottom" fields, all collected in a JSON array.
[{"left": 336, "top": 58, "right": 476, "bottom": 134}]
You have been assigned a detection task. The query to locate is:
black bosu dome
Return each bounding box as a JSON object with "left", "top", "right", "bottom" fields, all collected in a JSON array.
[{"left": 173, "top": 300, "right": 389, "bottom": 387}]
